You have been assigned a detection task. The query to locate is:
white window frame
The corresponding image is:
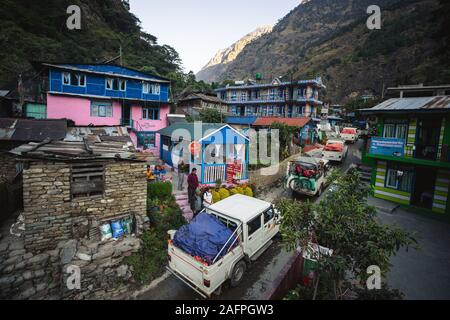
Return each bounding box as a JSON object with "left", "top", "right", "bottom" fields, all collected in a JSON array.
[
  {"left": 385, "top": 169, "right": 399, "bottom": 189},
  {"left": 119, "top": 79, "right": 126, "bottom": 92},
  {"left": 143, "top": 82, "right": 150, "bottom": 94},
  {"left": 63, "top": 72, "right": 70, "bottom": 85},
  {"left": 91, "top": 101, "right": 113, "bottom": 118},
  {"left": 106, "top": 78, "right": 113, "bottom": 90}
]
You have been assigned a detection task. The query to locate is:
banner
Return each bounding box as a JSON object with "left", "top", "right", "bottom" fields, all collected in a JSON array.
[{"left": 369, "top": 137, "right": 405, "bottom": 157}]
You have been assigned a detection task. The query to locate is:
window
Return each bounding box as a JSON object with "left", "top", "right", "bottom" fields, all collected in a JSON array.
[
  {"left": 241, "top": 91, "right": 248, "bottom": 101},
  {"left": 71, "top": 164, "right": 105, "bottom": 199},
  {"left": 385, "top": 164, "right": 413, "bottom": 192},
  {"left": 137, "top": 132, "right": 156, "bottom": 149},
  {"left": 269, "top": 89, "right": 276, "bottom": 100},
  {"left": 63, "top": 72, "right": 70, "bottom": 85},
  {"left": 144, "top": 83, "right": 160, "bottom": 95},
  {"left": 63, "top": 72, "right": 85, "bottom": 87},
  {"left": 25, "top": 103, "right": 46, "bottom": 119},
  {"left": 143, "top": 82, "right": 150, "bottom": 94},
  {"left": 142, "top": 107, "right": 160, "bottom": 120},
  {"left": 264, "top": 207, "right": 275, "bottom": 224},
  {"left": 231, "top": 91, "right": 237, "bottom": 101},
  {"left": 247, "top": 215, "right": 262, "bottom": 236},
  {"left": 220, "top": 92, "right": 227, "bottom": 100},
  {"left": 91, "top": 101, "right": 113, "bottom": 117},
  {"left": 383, "top": 122, "right": 408, "bottom": 140},
  {"left": 106, "top": 78, "right": 126, "bottom": 91}
]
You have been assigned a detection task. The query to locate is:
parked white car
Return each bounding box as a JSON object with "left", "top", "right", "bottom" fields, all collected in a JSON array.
[
  {"left": 340, "top": 127, "right": 358, "bottom": 143},
  {"left": 167, "top": 194, "right": 280, "bottom": 298},
  {"left": 322, "top": 139, "right": 348, "bottom": 162}
]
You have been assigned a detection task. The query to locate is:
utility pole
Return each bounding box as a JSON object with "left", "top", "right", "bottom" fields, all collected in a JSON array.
[{"left": 119, "top": 46, "right": 123, "bottom": 66}]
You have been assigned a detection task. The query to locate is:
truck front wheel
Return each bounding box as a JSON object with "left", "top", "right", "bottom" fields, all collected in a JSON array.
[{"left": 230, "top": 260, "right": 247, "bottom": 287}]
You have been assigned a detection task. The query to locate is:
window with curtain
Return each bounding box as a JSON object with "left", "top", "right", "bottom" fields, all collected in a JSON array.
[
  {"left": 383, "top": 122, "right": 408, "bottom": 140},
  {"left": 385, "top": 164, "right": 413, "bottom": 192},
  {"left": 91, "top": 101, "right": 113, "bottom": 117},
  {"left": 137, "top": 132, "right": 156, "bottom": 149}
]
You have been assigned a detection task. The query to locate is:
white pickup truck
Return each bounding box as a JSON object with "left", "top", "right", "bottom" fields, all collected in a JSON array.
[
  {"left": 340, "top": 127, "right": 358, "bottom": 143},
  {"left": 322, "top": 139, "right": 348, "bottom": 163},
  {"left": 167, "top": 194, "right": 280, "bottom": 298}
]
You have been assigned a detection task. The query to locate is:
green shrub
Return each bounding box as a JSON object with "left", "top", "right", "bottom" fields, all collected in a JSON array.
[
  {"left": 212, "top": 191, "right": 221, "bottom": 204},
  {"left": 127, "top": 202, "right": 186, "bottom": 285},
  {"left": 243, "top": 187, "right": 254, "bottom": 197},
  {"left": 218, "top": 188, "right": 230, "bottom": 200},
  {"left": 147, "top": 181, "right": 172, "bottom": 200}
]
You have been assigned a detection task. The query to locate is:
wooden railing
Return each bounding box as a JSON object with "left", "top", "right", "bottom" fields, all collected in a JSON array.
[{"left": 202, "top": 164, "right": 226, "bottom": 184}]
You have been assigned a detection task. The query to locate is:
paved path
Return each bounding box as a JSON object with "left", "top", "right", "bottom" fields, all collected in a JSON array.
[{"left": 371, "top": 198, "right": 450, "bottom": 300}]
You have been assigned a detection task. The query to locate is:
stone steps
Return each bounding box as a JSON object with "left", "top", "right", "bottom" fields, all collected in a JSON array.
[{"left": 173, "top": 190, "right": 192, "bottom": 222}]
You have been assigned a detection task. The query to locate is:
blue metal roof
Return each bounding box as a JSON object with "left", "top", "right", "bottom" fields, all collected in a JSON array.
[
  {"left": 43, "top": 63, "right": 170, "bottom": 83},
  {"left": 215, "top": 78, "right": 326, "bottom": 91},
  {"left": 226, "top": 116, "right": 257, "bottom": 125}
]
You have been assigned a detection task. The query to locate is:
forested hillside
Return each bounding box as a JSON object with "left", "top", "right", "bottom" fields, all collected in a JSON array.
[
  {"left": 211, "top": 0, "right": 450, "bottom": 102},
  {"left": 0, "top": 0, "right": 206, "bottom": 94}
]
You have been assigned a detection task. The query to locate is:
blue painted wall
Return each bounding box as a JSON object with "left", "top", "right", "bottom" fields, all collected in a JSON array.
[{"left": 49, "top": 67, "right": 170, "bottom": 102}]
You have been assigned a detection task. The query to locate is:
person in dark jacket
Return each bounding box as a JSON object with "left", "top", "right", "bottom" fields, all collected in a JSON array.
[{"left": 187, "top": 168, "right": 199, "bottom": 216}]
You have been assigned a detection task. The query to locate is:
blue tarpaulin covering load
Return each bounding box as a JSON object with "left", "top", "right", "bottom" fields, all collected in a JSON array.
[{"left": 173, "top": 213, "right": 238, "bottom": 265}]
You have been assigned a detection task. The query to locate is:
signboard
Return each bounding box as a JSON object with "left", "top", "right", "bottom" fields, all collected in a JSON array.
[
  {"left": 226, "top": 161, "right": 242, "bottom": 184},
  {"left": 369, "top": 137, "right": 405, "bottom": 157}
]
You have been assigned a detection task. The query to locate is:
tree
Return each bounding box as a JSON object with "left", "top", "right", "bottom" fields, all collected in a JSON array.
[
  {"left": 198, "top": 108, "right": 224, "bottom": 123},
  {"left": 277, "top": 169, "right": 417, "bottom": 300},
  {"left": 270, "top": 122, "right": 297, "bottom": 160}
]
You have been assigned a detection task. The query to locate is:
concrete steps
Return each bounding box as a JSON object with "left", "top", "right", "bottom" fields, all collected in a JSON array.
[
  {"left": 173, "top": 190, "right": 193, "bottom": 222},
  {"left": 355, "top": 165, "right": 372, "bottom": 185}
]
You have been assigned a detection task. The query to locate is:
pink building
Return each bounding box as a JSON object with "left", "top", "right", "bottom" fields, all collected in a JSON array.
[{"left": 43, "top": 63, "right": 171, "bottom": 157}]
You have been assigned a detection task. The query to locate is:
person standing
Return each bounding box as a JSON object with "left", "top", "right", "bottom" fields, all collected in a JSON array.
[
  {"left": 187, "top": 168, "right": 199, "bottom": 216},
  {"left": 177, "top": 159, "right": 185, "bottom": 191},
  {"left": 202, "top": 187, "right": 213, "bottom": 209}
]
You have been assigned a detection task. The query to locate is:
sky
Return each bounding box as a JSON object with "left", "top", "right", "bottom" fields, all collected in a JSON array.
[{"left": 129, "top": 0, "right": 300, "bottom": 74}]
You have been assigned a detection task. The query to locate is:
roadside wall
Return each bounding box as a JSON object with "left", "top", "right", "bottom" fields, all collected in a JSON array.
[
  {"left": 263, "top": 249, "right": 304, "bottom": 300},
  {"left": 249, "top": 152, "right": 302, "bottom": 191}
]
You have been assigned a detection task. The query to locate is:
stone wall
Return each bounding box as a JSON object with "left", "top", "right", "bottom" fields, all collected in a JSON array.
[
  {"left": 23, "top": 161, "right": 147, "bottom": 252},
  {"left": 249, "top": 152, "right": 302, "bottom": 191},
  {"left": 0, "top": 152, "right": 17, "bottom": 180},
  {"left": 0, "top": 160, "right": 150, "bottom": 299},
  {"left": 0, "top": 234, "right": 140, "bottom": 300}
]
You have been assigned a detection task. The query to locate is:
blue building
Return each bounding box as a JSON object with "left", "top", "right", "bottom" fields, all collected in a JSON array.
[{"left": 157, "top": 123, "right": 250, "bottom": 185}]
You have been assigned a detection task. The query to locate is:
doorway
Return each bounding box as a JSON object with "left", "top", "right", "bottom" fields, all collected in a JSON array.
[
  {"left": 415, "top": 119, "right": 441, "bottom": 160},
  {"left": 411, "top": 167, "right": 436, "bottom": 209},
  {"left": 121, "top": 103, "right": 132, "bottom": 126}
]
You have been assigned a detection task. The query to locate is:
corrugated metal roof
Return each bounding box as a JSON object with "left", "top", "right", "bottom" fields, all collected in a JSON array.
[
  {"left": 157, "top": 123, "right": 224, "bottom": 140},
  {"left": 360, "top": 96, "right": 450, "bottom": 113},
  {"left": 226, "top": 116, "right": 257, "bottom": 125},
  {"left": 253, "top": 117, "right": 312, "bottom": 128},
  {"left": 10, "top": 136, "right": 140, "bottom": 162},
  {"left": 0, "top": 118, "right": 67, "bottom": 142}
]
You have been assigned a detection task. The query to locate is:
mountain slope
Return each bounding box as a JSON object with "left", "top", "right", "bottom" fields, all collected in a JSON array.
[
  {"left": 196, "top": 25, "right": 273, "bottom": 83},
  {"left": 0, "top": 0, "right": 182, "bottom": 88},
  {"left": 212, "top": 0, "right": 449, "bottom": 102}
]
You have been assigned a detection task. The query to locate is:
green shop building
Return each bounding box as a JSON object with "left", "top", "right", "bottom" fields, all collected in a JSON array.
[{"left": 361, "top": 95, "right": 450, "bottom": 216}]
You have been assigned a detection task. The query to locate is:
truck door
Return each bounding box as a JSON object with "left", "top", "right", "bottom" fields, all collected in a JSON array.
[
  {"left": 263, "top": 207, "right": 278, "bottom": 240},
  {"left": 245, "top": 214, "right": 264, "bottom": 257}
]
